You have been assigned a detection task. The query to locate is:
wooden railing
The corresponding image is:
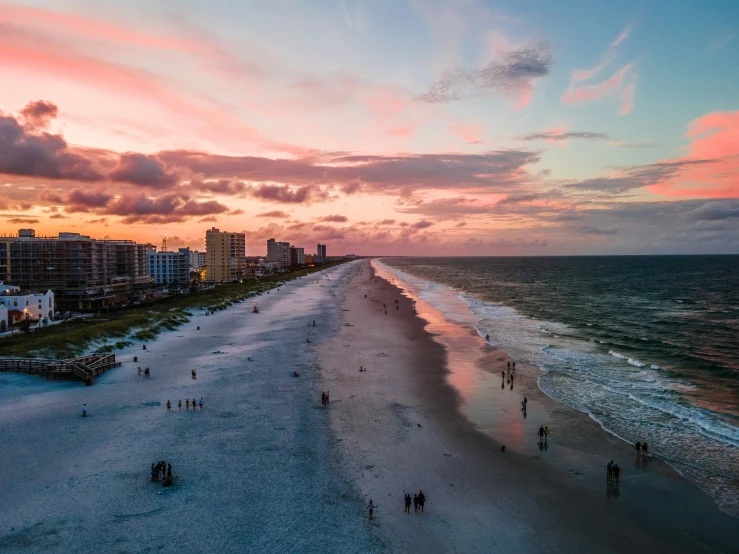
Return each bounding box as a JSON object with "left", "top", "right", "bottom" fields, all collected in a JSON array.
[{"left": 0, "top": 353, "right": 121, "bottom": 384}]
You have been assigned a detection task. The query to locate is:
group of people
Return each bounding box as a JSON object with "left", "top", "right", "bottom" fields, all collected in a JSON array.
[
  {"left": 501, "top": 361, "right": 516, "bottom": 391},
  {"left": 151, "top": 460, "right": 174, "bottom": 487},
  {"left": 166, "top": 398, "right": 204, "bottom": 411},
  {"left": 321, "top": 391, "right": 330, "bottom": 406},
  {"left": 403, "top": 491, "right": 426, "bottom": 514},
  {"left": 634, "top": 441, "right": 649, "bottom": 456},
  {"left": 137, "top": 366, "right": 151, "bottom": 378},
  {"left": 606, "top": 460, "right": 621, "bottom": 484}
]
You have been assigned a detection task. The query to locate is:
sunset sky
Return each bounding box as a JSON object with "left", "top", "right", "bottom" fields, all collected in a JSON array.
[{"left": 1, "top": 0, "right": 738, "bottom": 255}]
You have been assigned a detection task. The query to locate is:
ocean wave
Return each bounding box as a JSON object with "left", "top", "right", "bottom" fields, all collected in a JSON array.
[{"left": 378, "top": 257, "right": 739, "bottom": 516}]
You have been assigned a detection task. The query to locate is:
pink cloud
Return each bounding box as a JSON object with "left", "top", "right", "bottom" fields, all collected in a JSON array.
[
  {"left": 449, "top": 123, "right": 484, "bottom": 144},
  {"left": 562, "top": 64, "right": 631, "bottom": 106},
  {"left": 0, "top": 5, "right": 266, "bottom": 81},
  {"left": 619, "top": 83, "right": 635, "bottom": 115},
  {"left": 571, "top": 111, "right": 739, "bottom": 199},
  {"left": 611, "top": 22, "right": 633, "bottom": 47}
]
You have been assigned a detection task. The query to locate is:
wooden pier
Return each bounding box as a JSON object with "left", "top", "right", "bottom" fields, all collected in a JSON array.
[{"left": 0, "top": 353, "right": 121, "bottom": 385}]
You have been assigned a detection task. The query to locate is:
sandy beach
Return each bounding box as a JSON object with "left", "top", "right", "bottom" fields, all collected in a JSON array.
[
  {"left": 319, "top": 260, "right": 739, "bottom": 553},
  {"left": 1, "top": 259, "right": 737, "bottom": 553},
  {"left": 0, "top": 264, "right": 374, "bottom": 553}
]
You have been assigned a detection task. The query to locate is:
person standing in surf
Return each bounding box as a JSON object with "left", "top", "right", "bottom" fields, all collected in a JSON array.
[{"left": 367, "top": 500, "right": 375, "bottom": 520}]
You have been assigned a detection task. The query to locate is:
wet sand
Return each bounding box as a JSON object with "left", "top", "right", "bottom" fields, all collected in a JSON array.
[{"left": 319, "top": 260, "right": 738, "bottom": 553}]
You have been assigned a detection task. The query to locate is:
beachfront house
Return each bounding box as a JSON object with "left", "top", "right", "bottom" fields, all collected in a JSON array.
[{"left": 0, "top": 281, "right": 55, "bottom": 328}]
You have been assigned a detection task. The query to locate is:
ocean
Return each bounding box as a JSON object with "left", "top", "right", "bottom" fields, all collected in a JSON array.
[{"left": 378, "top": 256, "right": 739, "bottom": 516}]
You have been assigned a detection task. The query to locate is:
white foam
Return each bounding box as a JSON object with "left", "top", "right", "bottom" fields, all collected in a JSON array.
[{"left": 376, "top": 258, "right": 739, "bottom": 516}]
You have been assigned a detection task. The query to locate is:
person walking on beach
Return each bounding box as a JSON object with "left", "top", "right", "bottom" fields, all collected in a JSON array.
[
  {"left": 166, "top": 400, "right": 171, "bottom": 412},
  {"left": 192, "top": 369, "right": 196, "bottom": 380},
  {"left": 635, "top": 441, "right": 642, "bottom": 455},
  {"left": 82, "top": 404, "right": 87, "bottom": 418},
  {"left": 607, "top": 461, "right": 614, "bottom": 483},
  {"left": 413, "top": 494, "right": 419, "bottom": 512},
  {"left": 186, "top": 399, "right": 190, "bottom": 410},
  {"left": 642, "top": 442, "right": 648, "bottom": 456},
  {"left": 367, "top": 500, "right": 375, "bottom": 520},
  {"left": 418, "top": 491, "right": 425, "bottom": 512},
  {"left": 404, "top": 494, "right": 411, "bottom": 513},
  {"left": 614, "top": 464, "right": 621, "bottom": 483},
  {"left": 199, "top": 398, "right": 204, "bottom": 410},
  {"left": 178, "top": 399, "right": 182, "bottom": 411},
  {"left": 192, "top": 398, "right": 197, "bottom": 411},
  {"left": 507, "top": 362, "right": 510, "bottom": 370},
  {"left": 144, "top": 367, "right": 150, "bottom": 378},
  {"left": 538, "top": 426, "right": 545, "bottom": 441},
  {"left": 544, "top": 426, "right": 549, "bottom": 440},
  {"left": 138, "top": 366, "right": 143, "bottom": 376}
]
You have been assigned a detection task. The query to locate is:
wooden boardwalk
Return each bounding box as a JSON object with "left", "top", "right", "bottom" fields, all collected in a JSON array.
[{"left": 0, "top": 353, "right": 121, "bottom": 385}]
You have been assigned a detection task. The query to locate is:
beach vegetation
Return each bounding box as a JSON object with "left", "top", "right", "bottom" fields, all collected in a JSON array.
[{"left": 0, "top": 260, "right": 349, "bottom": 359}]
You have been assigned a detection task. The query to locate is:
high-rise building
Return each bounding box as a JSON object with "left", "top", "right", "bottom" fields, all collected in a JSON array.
[
  {"left": 290, "top": 246, "right": 304, "bottom": 267},
  {"left": 148, "top": 247, "right": 190, "bottom": 288},
  {"left": 189, "top": 250, "right": 206, "bottom": 270},
  {"left": 205, "top": 227, "right": 246, "bottom": 282},
  {"left": 0, "top": 229, "right": 153, "bottom": 310},
  {"left": 316, "top": 243, "right": 327, "bottom": 263},
  {"left": 267, "top": 238, "right": 291, "bottom": 268}
]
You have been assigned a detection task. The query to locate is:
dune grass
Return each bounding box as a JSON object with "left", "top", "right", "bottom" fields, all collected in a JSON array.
[{"left": 0, "top": 261, "right": 348, "bottom": 359}]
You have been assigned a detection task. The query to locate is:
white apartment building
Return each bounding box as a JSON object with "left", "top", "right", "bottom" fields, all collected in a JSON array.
[
  {"left": 189, "top": 250, "right": 206, "bottom": 270},
  {"left": 267, "top": 238, "right": 291, "bottom": 268},
  {"left": 147, "top": 248, "right": 190, "bottom": 288},
  {"left": 0, "top": 281, "right": 55, "bottom": 327}
]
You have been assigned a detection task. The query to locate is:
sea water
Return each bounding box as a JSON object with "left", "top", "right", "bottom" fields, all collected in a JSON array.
[{"left": 377, "top": 256, "right": 739, "bottom": 517}]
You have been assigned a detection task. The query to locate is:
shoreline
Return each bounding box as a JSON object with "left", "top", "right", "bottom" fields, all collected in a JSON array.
[
  {"left": 319, "top": 260, "right": 738, "bottom": 552},
  {"left": 375, "top": 258, "right": 739, "bottom": 518}
]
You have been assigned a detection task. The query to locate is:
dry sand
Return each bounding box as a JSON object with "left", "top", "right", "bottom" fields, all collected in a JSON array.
[
  {"left": 0, "top": 264, "right": 374, "bottom": 553},
  {"left": 1, "top": 258, "right": 736, "bottom": 553},
  {"left": 319, "top": 260, "right": 738, "bottom": 553}
]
